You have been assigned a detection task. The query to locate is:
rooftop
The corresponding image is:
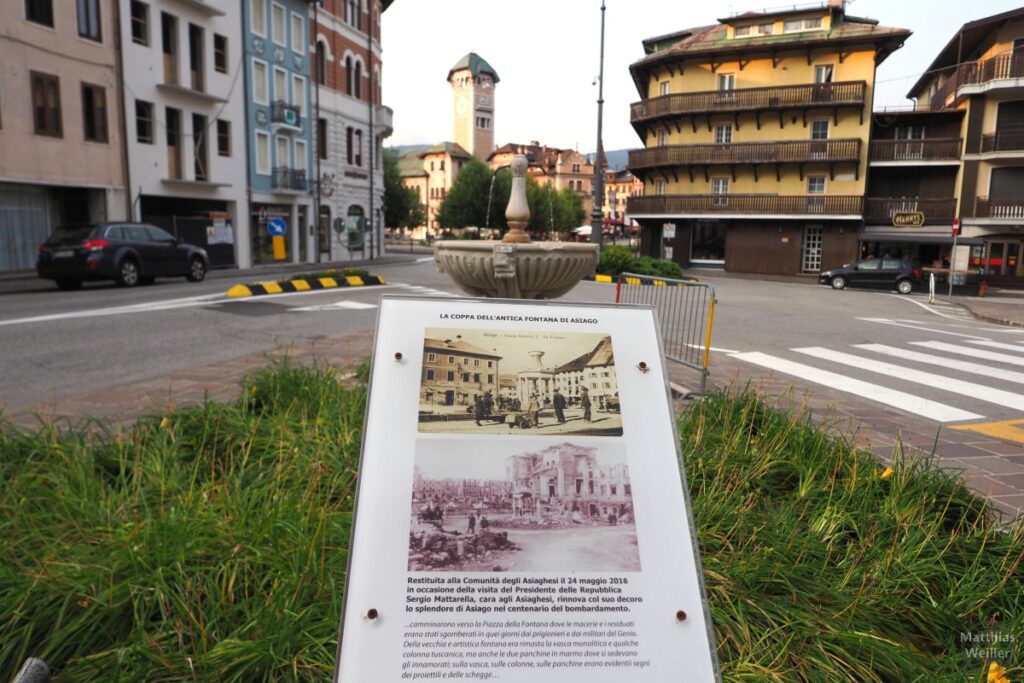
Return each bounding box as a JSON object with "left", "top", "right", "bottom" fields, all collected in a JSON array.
[{"left": 447, "top": 52, "right": 500, "bottom": 84}]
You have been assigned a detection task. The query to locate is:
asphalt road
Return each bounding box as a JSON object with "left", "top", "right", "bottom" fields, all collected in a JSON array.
[{"left": 3, "top": 258, "right": 1024, "bottom": 440}]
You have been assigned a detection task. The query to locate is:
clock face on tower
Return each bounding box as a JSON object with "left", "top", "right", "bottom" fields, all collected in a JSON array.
[{"left": 456, "top": 96, "right": 469, "bottom": 115}]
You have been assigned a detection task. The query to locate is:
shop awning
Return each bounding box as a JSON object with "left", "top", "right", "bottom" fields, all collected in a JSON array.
[{"left": 859, "top": 231, "right": 984, "bottom": 246}]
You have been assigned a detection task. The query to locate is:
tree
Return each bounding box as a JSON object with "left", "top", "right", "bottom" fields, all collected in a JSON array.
[
  {"left": 526, "top": 181, "right": 585, "bottom": 235},
  {"left": 437, "top": 158, "right": 509, "bottom": 230},
  {"left": 383, "top": 152, "right": 425, "bottom": 229}
]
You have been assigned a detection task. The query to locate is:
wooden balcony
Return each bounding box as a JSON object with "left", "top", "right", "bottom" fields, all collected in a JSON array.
[
  {"left": 981, "top": 130, "right": 1024, "bottom": 153},
  {"left": 628, "top": 194, "right": 863, "bottom": 217},
  {"left": 631, "top": 81, "right": 867, "bottom": 132},
  {"left": 864, "top": 198, "right": 957, "bottom": 224},
  {"left": 975, "top": 196, "right": 1024, "bottom": 219},
  {"left": 629, "top": 139, "right": 861, "bottom": 172},
  {"left": 930, "top": 51, "right": 1024, "bottom": 107},
  {"left": 868, "top": 138, "right": 962, "bottom": 162}
]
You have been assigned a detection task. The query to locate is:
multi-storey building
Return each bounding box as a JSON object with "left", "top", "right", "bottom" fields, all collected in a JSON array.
[
  {"left": 861, "top": 107, "right": 967, "bottom": 269},
  {"left": 120, "top": 0, "right": 248, "bottom": 268},
  {"left": 420, "top": 337, "right": 502, "bottom": 409},
  {"left": 627, "top": 1, "right": 909, "bottom": 275},
  {"left": 449, "top": 53, "right": 498, "bottom": 160},
  {"left": 908, "top": 7, "right": 1024, "bottom": 286},
  {"left": 241, "top": 0, "right": 314, "bottom": 266},
  {"left": 312, "top": 0, "right": 393, "bottom": 261},
  {"left": 602, "top": 169, "right": 644, "bottom": 233},
  {"left": 488, "top": 142, "right": 594, "bottom": 218},
  {"left": 0, "top": 0, "right": 128, "bottom": 272}
]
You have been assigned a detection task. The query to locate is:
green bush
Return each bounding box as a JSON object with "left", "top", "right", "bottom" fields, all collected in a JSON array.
[
  {"left": 628, "top": 255, "right": 682, "bottom": 278},
  {"left": 596, "top": 245, "right": 635, "bottom": 276}
]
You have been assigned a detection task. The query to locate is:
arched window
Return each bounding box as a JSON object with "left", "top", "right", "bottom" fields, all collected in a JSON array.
[
  {"left": 344, "top": 56, "right": 353, "bottom": 95},
  {"left": 315, "top": 43, "right": 326, "bottom": 85},
  {"left": 354, "top": 61, "right": 362, "bottom": 99}
]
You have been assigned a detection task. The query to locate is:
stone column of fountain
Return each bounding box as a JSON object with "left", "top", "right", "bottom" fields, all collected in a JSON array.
[{"left": 433, "top": 154, "right": 600, "bottom": 299}]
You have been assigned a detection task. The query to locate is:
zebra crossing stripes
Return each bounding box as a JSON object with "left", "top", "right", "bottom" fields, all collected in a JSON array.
[
  {"left": 732, "top": 351, "right": 983, "bottom": 423},
  {"left": 854, "top": 344, "right": 1024, "bottom": 384},
  {"left": 792, "top": 347, "right": 1024, "bottom": 412},
  {"left": 910, "top": 341, "right": 1024, "bottom": 367},
  {"left": 966, "top": 339, "right": 1024, "bottom": 353}
]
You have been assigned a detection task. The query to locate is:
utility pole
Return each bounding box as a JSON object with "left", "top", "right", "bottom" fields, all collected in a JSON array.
[{"left": 590, "top": 0, "right": 607, "bottom": 247}]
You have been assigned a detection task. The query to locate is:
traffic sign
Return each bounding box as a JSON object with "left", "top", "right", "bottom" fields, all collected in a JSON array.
[
  {"left": 952, "top": 218, "right": 961, "bottom": 236},
  {"left": 268, "top": 217, "right": 287, "bottom": 236}
]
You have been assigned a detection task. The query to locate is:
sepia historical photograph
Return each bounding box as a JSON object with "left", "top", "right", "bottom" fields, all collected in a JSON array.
[
  {"left": 417, "top": 328, "right": 623, "bottom": 436},
  {"left": 408, "top": 440, "right": 640, "bottom": 572}
]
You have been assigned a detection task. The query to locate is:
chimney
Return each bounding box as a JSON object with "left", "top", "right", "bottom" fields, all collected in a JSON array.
[
  {"left": 828, "top": 0, "right": 844, "bottom": 8},
  {"left": 530, "top": 140, "right": 540, "bottom": 146}
]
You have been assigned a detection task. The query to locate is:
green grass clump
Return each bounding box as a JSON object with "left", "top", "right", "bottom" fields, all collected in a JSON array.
[
  {"left": 0, "top": 358, "right": 366, "bottom": 681},
  {"left": 1, "top": 366, "right": 1021, "bottom": 681},
  {"left": 684, "top": 390, "right": 1024, "bottom": 681}
]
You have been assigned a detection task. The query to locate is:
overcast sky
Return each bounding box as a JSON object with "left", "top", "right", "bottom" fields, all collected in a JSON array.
[
  {"left": 382, "top": 0, "right": 1023, "bottom": 153},
  {"left": 426, "top": 328, "right": 611, "bottom": 374}
]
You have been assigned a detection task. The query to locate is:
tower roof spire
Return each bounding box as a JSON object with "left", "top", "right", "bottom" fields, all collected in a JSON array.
[{"left": 447, "top": 52, "right": 500, "bottom": 83}]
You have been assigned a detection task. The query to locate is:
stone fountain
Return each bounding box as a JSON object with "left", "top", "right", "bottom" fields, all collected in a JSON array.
[{"left": 433, "top": 154, "right": 599, "bottom": 299}]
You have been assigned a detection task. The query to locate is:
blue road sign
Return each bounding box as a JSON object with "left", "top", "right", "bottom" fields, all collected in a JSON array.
[{"left": 267, "top": 217, "right": 287, "bottom": 236}]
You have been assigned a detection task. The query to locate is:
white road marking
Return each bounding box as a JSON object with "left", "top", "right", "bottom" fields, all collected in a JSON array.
[
  {"left": 415, "top": 257, "right": 435, "bottom": 264},
  {"left": 857, "top": 317, "right": 990, "bottom": 339},
  {"left": 794, "top": 346, "right": 1024, "bottom": 412},
  {"left": 912, "top": 341, "right": 1024, "bottom": 367},
  {"left": 395, "top": 285, "right": 458, "bottom": 297},
  {"left": 854, "top": 343, "right": 1024, "bottom": 385},
  {"left": 888, "top": 295, "right": 977, "bottom": 322},
  {"left": 0, "top": 284, "right": 404, "bottom": 327},
  {"left": 733, "top": 351, "right": 982, "bottom": 423},
  {"left": 965, "top": 339, "right": 1024, "bottom": 354},
  {"left": 291, "top": 301, "right": 379, "bottom": 311},
  {"left": 684, "top": 342, "right": 740, "bottom": 355}
]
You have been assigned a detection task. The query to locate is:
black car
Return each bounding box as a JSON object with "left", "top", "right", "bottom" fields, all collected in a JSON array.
[
  {"left": 37, "top": 223, "right": 208, "bottom": 290},
  {"left": 818, "top": 257, "right": 922, "bottom": 295}
]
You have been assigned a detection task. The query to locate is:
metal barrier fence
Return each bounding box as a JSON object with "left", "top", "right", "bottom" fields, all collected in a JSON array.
[{"left": 615, "top": 272, "right": 716, "bottom": 394}]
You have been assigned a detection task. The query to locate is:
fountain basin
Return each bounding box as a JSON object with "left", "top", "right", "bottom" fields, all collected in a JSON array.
[{"left": 434, "top": 240, "right": 599, "bottom": 299}]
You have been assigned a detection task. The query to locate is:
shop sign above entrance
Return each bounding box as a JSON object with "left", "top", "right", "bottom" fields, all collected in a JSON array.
[
  {"left": 333, "top": 296, "right": 721, "bottom": 682},
  {"left": 892, "top": 212, "right": 925, "bottom": 228}
]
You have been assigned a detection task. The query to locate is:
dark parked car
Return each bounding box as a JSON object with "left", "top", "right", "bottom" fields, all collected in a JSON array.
[
  {"left": 37, "top": 223, "right": 208, "bottom": 290},
  {"left": 818, "top": 257, "right": 922, "bottom": 295}
]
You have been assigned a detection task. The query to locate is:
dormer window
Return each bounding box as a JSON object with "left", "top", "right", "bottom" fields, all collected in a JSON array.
[
  {"left": 735, "top": 25, "right": 750, "bottom": 37},
  {"left": 734, "top": 22, "right": 773, "bottom": 38},
  {"left": 784, "top": 17, "right": 823, "bottom": 33}
]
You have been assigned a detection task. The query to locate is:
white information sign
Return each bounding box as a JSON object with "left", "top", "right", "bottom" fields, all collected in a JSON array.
[{"left": 334, "top": 296, "right": 720, "bottom": 682}]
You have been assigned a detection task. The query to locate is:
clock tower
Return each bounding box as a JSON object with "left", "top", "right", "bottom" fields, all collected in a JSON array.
[{"left": 448, "top": 53, "right": 499, "bottom": 159}]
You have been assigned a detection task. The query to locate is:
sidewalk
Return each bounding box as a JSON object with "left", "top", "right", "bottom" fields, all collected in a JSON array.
[{"left": 958, "top": 290, "right": 1024, "bottom": 327}]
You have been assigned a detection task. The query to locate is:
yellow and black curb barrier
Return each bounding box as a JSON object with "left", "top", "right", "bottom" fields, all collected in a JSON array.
[
  {"left": 226, "top": 274, "right": 386, "bottom": 298},
  {"left": 587, "top": 274, "right": 698, "bottom": 286}
]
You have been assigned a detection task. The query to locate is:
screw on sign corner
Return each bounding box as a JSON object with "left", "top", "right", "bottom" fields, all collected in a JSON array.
[
  {"left": 637, "top": 361, "right": 649, "bottom": 373},
  {"left": 394, "top": 352, "right": 404, "bottom": 362},
  {"left": 676, "top": 610, "right": 687, "bottom": 622},
  {"left": 365, "top": 608, "right": 379, "bottom": 621}
]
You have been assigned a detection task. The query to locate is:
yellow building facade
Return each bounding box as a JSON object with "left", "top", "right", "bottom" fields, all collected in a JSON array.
[
  {"left": 909, "top": 7, "right": 1024, "bottom": 286},
  {"left": 628, "top": 1, "right": 908, "bottom": 274}
]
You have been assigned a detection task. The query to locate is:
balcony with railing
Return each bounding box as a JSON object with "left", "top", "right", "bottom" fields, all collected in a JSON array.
[
  {"left": 975, "top": 196, "right": 1024, "bottom": 219},
  {"left": 271, "top": 167, "right": 308, "bottom": 192},
  {"left": 981, "top": 130, "right": 1024, "bottom": 153},
  {"left": 868, "top": 138, "right": 962, "bottom": 163},
  {"left": 864, "top": 198, "right": 957, "bottom": 224},
  {"left": 930, "top": 51, "right": 1024, "bottom": 107},
  {"left": 629, "top": 139, "right": 861, "bottom": 170},
  {"left": 271, "top": 101, "right": 303, "bottom": 131},
  {"left": 628, "top": 194, "right": 863, "bottom": 217},
  {"left": 631, "top": 81, "right": 867, "bottom": 126}
]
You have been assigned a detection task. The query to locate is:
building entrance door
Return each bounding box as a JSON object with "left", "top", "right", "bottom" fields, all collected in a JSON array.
[
  {"left": 801, "top": 225, "right": 823, "bottom": 273},
  {"left": 444, "top": 390, "right": 454, "bottom": 405}
]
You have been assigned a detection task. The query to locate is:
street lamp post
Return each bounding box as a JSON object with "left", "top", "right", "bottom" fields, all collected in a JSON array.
[{"left": 590, "top": 0, "right": 606, "bottom": 247}]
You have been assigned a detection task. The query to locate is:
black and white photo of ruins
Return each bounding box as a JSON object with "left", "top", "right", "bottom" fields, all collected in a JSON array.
[
  {"left": 417, "top": 328, "right": 623, "bottom": 436},
  {"left": 408, "top": 440, "right": 640, "bottom": 572}
]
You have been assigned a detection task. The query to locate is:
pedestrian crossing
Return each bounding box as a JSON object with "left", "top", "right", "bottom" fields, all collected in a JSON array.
[{"left": 734, "top": 331, "right": 1024, "bottom": 424}]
